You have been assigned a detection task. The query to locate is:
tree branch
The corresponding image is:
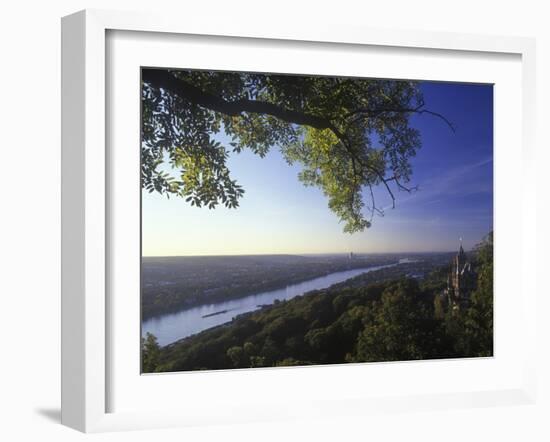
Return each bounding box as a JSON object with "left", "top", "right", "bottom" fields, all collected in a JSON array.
[
  {"left": 142, "top": 69, "right": 342, "bottom": 134},
  {"left": 346, "top": 105, "right": 456, "bottom": 132},
  {"left": 386, "top": 175, "right": 419, "bottom": 193},
  {"left": 143, "top": 69, "right": 434, "bottom": 221}
]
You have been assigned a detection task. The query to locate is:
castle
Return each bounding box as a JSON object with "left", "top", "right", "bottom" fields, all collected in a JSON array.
[{"left": 444, "top": 242, "right": 476, "bottom": 311}]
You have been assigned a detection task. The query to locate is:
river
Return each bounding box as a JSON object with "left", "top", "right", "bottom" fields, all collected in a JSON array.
[{"left": 142, "top": 262, "right": 398, "bottom": 346}]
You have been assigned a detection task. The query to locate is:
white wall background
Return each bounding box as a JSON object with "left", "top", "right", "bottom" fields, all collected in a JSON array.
[{"left": 0, "top": 1, "right": 547, "bottom": 441}]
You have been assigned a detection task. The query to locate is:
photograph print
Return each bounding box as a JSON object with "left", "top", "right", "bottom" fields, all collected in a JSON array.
[{"left": 140, "top": 68, "right": 493, "bottom": 373}]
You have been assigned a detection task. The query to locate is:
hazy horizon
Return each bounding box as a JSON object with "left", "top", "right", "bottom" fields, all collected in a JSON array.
[{"left": 141, "top": 249, "right": 465, "bottom": 258}]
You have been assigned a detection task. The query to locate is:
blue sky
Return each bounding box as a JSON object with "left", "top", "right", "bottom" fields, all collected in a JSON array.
[{"left": 142, "top": 80, "right": 493, "bottom": 256}]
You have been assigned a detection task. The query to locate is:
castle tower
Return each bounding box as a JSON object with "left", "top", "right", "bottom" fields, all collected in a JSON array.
[
  {"left": 452, "top": 241, "right": 466, "bottom": 298},
  {"left": 445, "top": 238, "right": 475, "bottom": 310}
]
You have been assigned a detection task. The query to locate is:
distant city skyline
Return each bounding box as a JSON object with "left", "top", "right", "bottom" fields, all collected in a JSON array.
[{"left": 142, "top": 80, "right": 493, "bottom": 256}]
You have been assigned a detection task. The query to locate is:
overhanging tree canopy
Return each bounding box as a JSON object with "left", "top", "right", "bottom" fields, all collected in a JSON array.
[{"left": 141, "top": 69, "right": 453, "bottom": 233}]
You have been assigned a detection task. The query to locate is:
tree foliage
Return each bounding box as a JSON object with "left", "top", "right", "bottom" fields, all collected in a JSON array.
[
  {"left": 351, "top": 279, "right": 449, "bottom": 362},
  {"left": 141, "top": 332, "right": 161, "bottom": 373},
  {"left": 142, "top": 69, "right": 452, "bottom": 232}
]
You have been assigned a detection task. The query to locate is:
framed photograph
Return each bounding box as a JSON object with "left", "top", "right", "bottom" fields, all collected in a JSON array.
[{"left": 61, "top": 9, "right": 537, "bottom": 432}]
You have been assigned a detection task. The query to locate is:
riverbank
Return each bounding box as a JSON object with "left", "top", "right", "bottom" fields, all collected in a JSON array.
[
  {"left": 142, "top": 262, "right": 403, "bottom": 346},
  {"left": 142, "top": 255, "right": 400, "bottom": 320}
]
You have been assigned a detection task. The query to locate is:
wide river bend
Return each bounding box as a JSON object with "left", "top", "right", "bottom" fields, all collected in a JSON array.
[{"left": 142, "top": 263, "right": 398, "bottom": 346}]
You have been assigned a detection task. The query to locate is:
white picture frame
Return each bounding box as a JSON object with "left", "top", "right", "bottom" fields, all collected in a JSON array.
[{"left": 61, "top": 9, "right": 537, "bottom": 433}]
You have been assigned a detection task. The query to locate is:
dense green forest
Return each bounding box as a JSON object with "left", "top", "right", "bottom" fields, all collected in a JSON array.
[{"left": 142, "top": 234, "right": 493, "bottom": 372}]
